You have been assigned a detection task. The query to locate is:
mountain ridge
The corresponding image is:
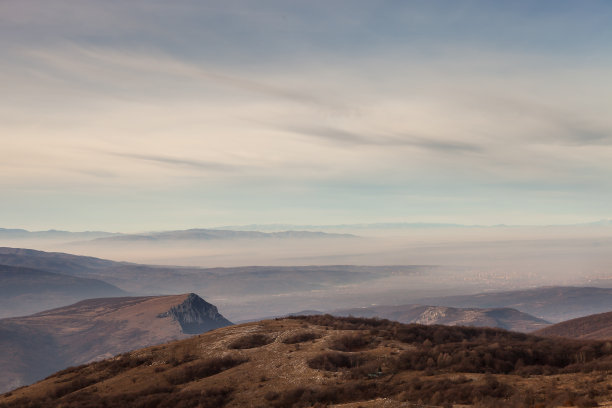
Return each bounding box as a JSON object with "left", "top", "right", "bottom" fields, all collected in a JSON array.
[{"left": 87, "top": 228, "right": 357, "bottom": 243}]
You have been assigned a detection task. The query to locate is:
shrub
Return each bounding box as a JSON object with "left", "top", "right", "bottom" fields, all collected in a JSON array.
[
  {"left": 165, "top": 356, "right": 248, "bottom": 385},
  {"left": 307, "top": 352, "right": 365, "bottom": 371},
  {"left": 282, "top": 331, "right": 320, "bottom": 344},
  {"left": 228, "top": 334, "right": 273, "bottom": 349},
  {"left": 329, "top": 333, "right": 375, "bottom": 352}
]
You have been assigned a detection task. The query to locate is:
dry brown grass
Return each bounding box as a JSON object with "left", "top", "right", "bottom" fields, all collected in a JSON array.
[{"left": 3, "top": 316, "right": 612, "bottom": 408}]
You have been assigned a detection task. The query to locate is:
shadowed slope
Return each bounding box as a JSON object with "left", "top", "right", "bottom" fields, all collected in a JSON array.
[
  {"left": 0, "top": 264, "right": 126, "bottom": 318},
  {"left": 535, "top": 310, "right": 612, "bottom": 340}
]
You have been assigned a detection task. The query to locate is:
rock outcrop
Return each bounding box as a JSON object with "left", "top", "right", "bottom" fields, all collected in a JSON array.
[{"left": 158, "top": 293, "right": 233, "bottom": 334}]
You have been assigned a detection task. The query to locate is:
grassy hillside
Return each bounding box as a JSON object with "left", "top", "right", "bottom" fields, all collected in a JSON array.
[{"left": 3, "top": 315, "right": 612, "bottom": 407}]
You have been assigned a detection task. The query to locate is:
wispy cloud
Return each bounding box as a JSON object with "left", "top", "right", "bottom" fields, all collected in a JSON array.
[
  {"left": 285, "top": 125, "right": 482, "bottom": 153},
  {"left": 20, "top": 45, "right": 346, "bottom": 112},
  {"left": 107, "top": 152, "right": 240, "bottom": 172}
]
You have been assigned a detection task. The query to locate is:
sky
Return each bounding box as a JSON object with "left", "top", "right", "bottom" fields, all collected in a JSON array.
[{"left": 2, "top": 0, "right": 612, "bottom": 232}]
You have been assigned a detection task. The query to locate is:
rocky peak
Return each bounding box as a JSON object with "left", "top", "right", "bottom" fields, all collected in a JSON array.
[{"left": 158, "top": 293, "right": 232, "bottom": 334}]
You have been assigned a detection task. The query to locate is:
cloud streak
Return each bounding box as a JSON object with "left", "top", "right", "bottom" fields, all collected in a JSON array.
[
  {"left": 107, "top": 152, "right": 240, "bottom": 172},
  {"left": 286, "top": 125, "right": 482, "bottom": 153},
  {"left": 20, "top": 45, "right": 347, "bottom": 113}
]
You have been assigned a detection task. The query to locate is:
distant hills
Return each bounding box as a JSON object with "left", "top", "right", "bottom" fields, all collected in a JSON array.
[
  {"left": 0, "top": 227, "right": 356, "bottom": 245},
  {"left": 332, "top": 304, "right": 550, "bottom": 332},
  {"left": 0, "top": 264, "right": 125, "bottom": 318},
  {"left": 216, "top": 219, "right": 612, "bottom": 231},
  {"left": 535, "top": 310, "right": 612, "bottom": 340},
  {"left": 417, "top": 286, "right": 612, "bottom": 323},
  {"left": 0, "top": 293, "right": 231, "bottom": 393},
  {"left": 0, "top": 247, "right": 430, "bottom": 319},
  {"left": 2, "top": 221, "right": 612, "bottom": 242},
  {"left": 2, "top": 247, "right": 612, "bottom": 324},
  {"left": 0, "top": 228, "right": 118, "bottom": 240}
]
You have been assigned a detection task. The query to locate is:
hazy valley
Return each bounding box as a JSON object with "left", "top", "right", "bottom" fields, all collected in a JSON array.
[{"left": 2, "top": 223, "right": 612, "bottom": 395}]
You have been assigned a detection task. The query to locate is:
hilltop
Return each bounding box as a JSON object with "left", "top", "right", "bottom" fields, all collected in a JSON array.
[{"left": 3, "top": 315, "right": 612, "bottom": 407}]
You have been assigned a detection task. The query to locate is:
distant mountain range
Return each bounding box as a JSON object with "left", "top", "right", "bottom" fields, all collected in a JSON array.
[
  {"left": 0, "top": 228, "right": 118, "bottom": 240},
  {"left": 0, "top": 227, "right": 356, "bottom": 244},
  {"left": 88, "top": 228, "right": 357, "bottom": 243},
  {"left": 0, "top": 264, "right": 126, "bottom": 318},
  {"left": 2, "top": 220, "right": 612, "bottom": 242},
  {"left": 216, "top": 219, "right": 612, "bottom": 231},
  {"left": 0, "top": 293, "right": 231, "bottom": 393}
]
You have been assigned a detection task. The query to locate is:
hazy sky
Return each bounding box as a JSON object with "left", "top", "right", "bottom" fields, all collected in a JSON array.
[{"left": 2, "top": 1, "right": 612, "bottom": 231}]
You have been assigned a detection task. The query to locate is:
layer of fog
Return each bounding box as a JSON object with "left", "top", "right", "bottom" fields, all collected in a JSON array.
[{"left": 3, "top": 226, "right": 612, "bottom": 320}]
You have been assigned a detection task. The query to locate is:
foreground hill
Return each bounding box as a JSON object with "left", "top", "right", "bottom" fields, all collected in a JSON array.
[
  {"left": 3, "top": 316, "right": 612, "bottom": 407},
  {"left": 0, "top": 294, "right": 231, "bottom": 393},
  {"left": 0, "top": 264, "right": 125, "bottom": 318},
  {"left": 419, "top": 286, "right": 612, "bottom": 322},
  {"left": 535, "top": 310, "right": 612, "bottom": 340},
  {"left": 333, "top": 304, "right": 550, "bottom": 332}
]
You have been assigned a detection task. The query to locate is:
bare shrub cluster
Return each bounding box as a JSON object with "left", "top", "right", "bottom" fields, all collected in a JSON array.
[
  {"left": 165, "top": 355, "right": 248, "bottom": 385},
  {"left": 282, "top": 331, "right": 320, "bottom": 344},
  {"left": 228, "top": 333, "right": 273, "bottom": 349}
]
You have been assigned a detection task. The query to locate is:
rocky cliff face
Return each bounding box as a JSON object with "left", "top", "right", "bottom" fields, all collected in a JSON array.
[{"left": 158, "top": 293, "right": 232, "bottom": 334}]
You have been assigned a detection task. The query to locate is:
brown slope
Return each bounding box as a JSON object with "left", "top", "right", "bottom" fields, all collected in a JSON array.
[
  {"left": 3, "top": 316, "right": 612, "bottom": 408},
  {"left": 535, "top": 310, "right": 612, "bottom": 340},
  {"left": 0, "top": 294, "right": 231, "bottom": 393},
  {"left": 333, "top": 304, "right": 550, "bottom": 332}
]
